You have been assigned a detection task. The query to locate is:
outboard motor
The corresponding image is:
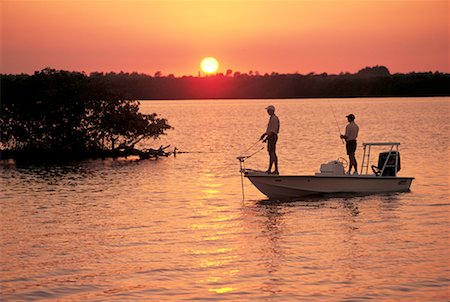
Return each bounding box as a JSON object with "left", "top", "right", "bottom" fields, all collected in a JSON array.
[{"left": 373, "top": 151, "right": 401, "bottom": 176}]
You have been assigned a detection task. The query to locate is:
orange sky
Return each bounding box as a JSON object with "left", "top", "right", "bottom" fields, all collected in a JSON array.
[{"left": 1, "top": 0, "right": 449, "bottom": 75}]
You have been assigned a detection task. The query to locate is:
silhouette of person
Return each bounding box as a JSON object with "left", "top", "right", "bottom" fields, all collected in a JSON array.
[
  {"left": 340, "top": 114, "right": 359, "bottom": 175},
  {"left": 260, "top": 105, "right": 280, "bottom": 174}
]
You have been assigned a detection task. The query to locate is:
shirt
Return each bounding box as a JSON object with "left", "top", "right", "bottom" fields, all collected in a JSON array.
[
  {"left": 266, "top": 115, "right": 280, "bottom": 135},
  {"left": 344, "top": 121, "right": 359, "bottom": 141}
]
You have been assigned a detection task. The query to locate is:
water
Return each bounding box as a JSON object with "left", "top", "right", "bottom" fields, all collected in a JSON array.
[{"left": 1, "top": 97, "right": 449, "bottom": 301}]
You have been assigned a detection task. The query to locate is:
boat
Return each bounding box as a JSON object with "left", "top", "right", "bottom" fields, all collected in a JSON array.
[{"left": 238, "top": 142, "right": 414, "bottom": 199}]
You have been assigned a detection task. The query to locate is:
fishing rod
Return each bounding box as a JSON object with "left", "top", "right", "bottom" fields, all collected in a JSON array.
[
  {"left": 238, "top": 146, "right": 265, "bottom": 161},
  {"left": 330, "top": 104, "right": 345, "bottom": 144},
  {"left": 240, "top": 139, "right": 263, "bottom": 155}
]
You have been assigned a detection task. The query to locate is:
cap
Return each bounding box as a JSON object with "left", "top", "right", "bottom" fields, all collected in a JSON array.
[
  {"left": 346, "top": 114, "right": 355, "bottom": 119},
  {"left": 266, "top": 105, "right": 275, "bottom": 111}
]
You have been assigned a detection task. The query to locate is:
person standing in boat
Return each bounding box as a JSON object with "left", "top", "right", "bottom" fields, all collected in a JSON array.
[
  {"left": 260, "top": 105, "right": 280, "bottom": 175},
  {"left": 341, "top": 114, "right": 359, "bottom": 175}
]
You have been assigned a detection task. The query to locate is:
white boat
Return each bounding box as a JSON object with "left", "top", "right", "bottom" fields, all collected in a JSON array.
[{"left": 238, "top": 142, "right": 414, "bottom": 199}]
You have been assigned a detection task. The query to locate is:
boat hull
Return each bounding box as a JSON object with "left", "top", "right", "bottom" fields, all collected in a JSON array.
[{"left": 244, "top": 171, "right": 414, "bottom": 199}]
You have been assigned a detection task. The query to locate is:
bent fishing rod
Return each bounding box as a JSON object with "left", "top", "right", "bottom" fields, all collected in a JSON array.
[{"left": 330, "top": 104, "right": 345, "bottom": 144}]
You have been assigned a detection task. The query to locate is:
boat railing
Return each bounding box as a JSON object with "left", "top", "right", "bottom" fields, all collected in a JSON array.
[{"left": 361, "top": 142, "right": 400, "bottom": 176}]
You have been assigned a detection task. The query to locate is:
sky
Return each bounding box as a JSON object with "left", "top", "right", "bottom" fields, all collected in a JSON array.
[{"left": 1, "top": 0, "right": 449, "bottom": 76}]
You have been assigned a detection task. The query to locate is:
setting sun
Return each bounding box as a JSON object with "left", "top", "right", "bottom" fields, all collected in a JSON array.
[{"left": 200, "top": 57, "right": 219, "bottom": 75}]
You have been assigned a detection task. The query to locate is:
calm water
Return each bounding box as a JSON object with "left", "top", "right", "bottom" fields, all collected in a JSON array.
[{"left": 1, "top": 97, "right": 449, "bottom": 301}]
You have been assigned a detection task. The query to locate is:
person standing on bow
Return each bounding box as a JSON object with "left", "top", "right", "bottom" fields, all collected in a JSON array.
[
  {"left": 260, "top": 105, "right": 280, "bottom": 175},
  {"left": 340, "top": 114, "right": 359, "bottom": 175}
]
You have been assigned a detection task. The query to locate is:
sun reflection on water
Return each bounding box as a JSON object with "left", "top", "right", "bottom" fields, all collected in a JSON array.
[{"left": 209, "top": 287, "right": 237, "bottom": 294}]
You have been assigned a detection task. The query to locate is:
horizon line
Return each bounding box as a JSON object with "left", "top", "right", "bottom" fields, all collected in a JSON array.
[{"left": 2, "top": 66, "right": 449, "bottom": 77}]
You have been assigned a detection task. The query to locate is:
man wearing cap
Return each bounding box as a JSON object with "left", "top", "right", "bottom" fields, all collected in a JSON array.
[
  {"left": 260, "top": 105, "right": 280, "bottom": 174},
  {"left": 340, "top": 114, "right": 359, "bottom": 175}
]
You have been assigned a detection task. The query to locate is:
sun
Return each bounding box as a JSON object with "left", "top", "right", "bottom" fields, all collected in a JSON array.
[{"left": 200, "top": 57, "right": 219, "bottom": 75}]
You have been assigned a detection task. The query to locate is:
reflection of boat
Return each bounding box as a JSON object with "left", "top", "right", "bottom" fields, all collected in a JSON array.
[{"left": 239, "top": 142, "right": 414, "bottom": 199}]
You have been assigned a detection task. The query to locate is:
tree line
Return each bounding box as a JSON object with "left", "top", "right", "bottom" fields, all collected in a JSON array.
[{"left": 85, "top": 65, "right": 449, "bottom": 99}]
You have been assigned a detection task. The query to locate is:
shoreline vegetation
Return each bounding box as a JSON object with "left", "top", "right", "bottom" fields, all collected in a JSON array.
[
  {"left": 1, "top": 68, "right": 172, "bottom": 161},
  {"left": 1, "top": 66, "right": 449, "bottom": 161}
]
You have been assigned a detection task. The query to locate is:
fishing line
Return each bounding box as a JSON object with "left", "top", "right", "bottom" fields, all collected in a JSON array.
[
  {"left": 175, "top": 139, "right": 262, "bottom": 157},
  {"left": 173, "top": 147, "right": 222, "bottom": 155},
  {"left": 175, "top": 151, "right": 220, "bottom": 154}
]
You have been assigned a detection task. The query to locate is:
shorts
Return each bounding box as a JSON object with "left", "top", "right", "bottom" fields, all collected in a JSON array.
[
  {"left": 346, "top": 140, "right": 357, "bottom": 155},
  {"left": 267, "top": 133, "right": 278, "bottom": 153}
]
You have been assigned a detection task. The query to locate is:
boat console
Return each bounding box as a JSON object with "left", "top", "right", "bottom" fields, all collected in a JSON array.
[{"left": 315, "top": 160, "right": 345, "bottom": 176}]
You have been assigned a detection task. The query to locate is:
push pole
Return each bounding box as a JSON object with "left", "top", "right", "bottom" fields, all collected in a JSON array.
[
  {"left": 237, "top": 156, "right": 246, "bottom": 200},
  {"left": 237, "top": 144, "right": 264, "bottom": 201}
]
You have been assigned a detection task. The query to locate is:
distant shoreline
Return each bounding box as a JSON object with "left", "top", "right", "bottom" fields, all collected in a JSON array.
[
  {"left": 137, "top": 95, "right": 450, "bottom": 101},
  {"left": 2, "top": 66, "right": 449, "bottom": 100}
]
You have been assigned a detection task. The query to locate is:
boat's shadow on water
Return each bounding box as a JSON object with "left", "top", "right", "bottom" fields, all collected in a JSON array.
[
  {"left": 254, "top": 190, "right": 410, "bottom": 206},
  {"left": 250, "top": 191, "right": 408, "bottom": 219}
]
